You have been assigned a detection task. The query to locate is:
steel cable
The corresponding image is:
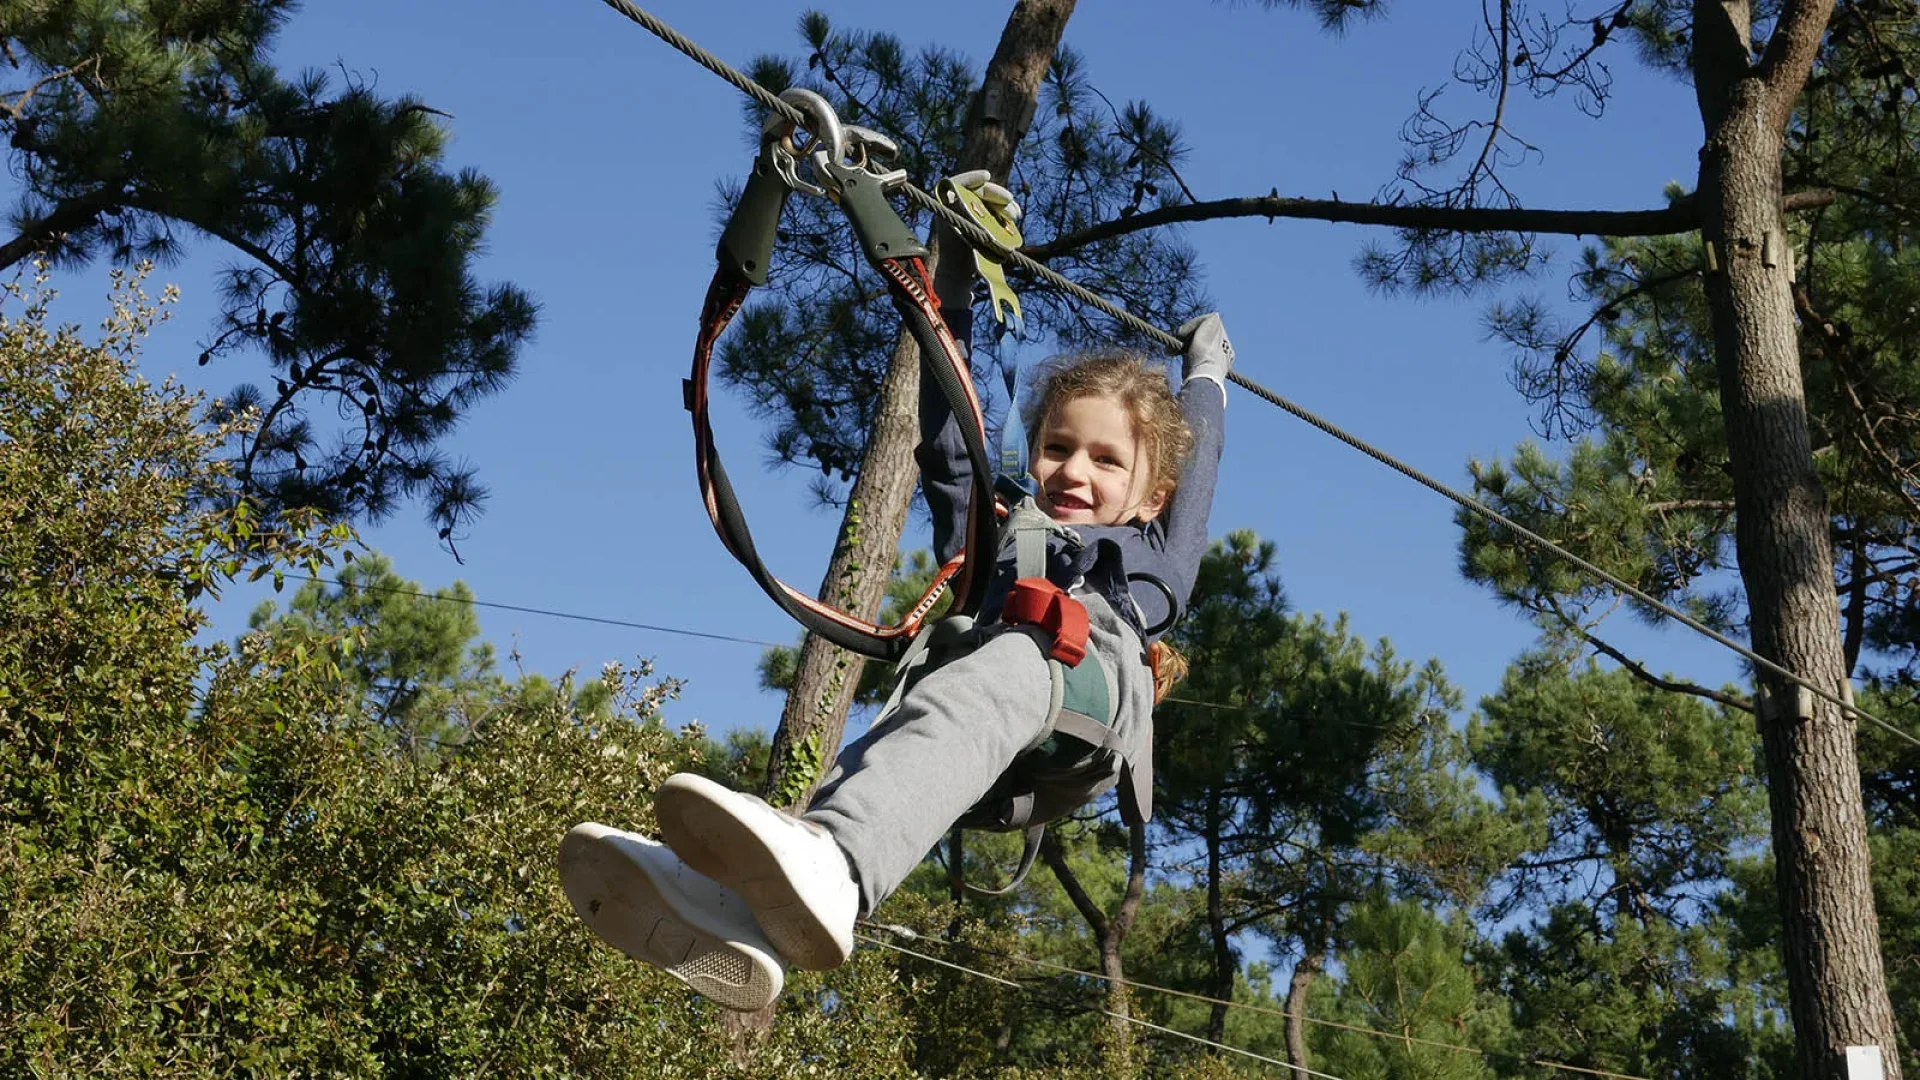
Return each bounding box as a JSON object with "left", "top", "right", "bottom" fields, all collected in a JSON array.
[
  {"left": 854, "top": 929, "right": 1357, "bottom": 1080},
  {"left": 861, "top": 922, "right": 1655, "bottom": 1080}
]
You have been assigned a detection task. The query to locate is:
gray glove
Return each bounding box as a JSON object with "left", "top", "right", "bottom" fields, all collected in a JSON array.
[{"left": 1178, "top": 312, "right": 1234, "bottom": 392}]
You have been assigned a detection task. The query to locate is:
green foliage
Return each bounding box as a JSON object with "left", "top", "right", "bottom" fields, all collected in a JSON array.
[
  {"left": 1154, "top": 529, "right": 1498, "bottom": 1051},
  {"left": 768, "top": 730, "right": 825, "bottom": 808},
  {"left": 1469, "top": 653, "right": 1784, "bottom": 1077},
  {"left": 1481, "top": 905, "right": 1788, "bottom": 1080},
  {"left": 248, "top": 553, "right": 502, "bottom": 760},
  {"left": 717, "top": 15, "right": 1205, "bottom": 503},
  {"left": 0, "top": 271, "right": 972, "bottom": 1078},
  {"left": 1311, "top": 898, "right": 1504, "bottom": 1080},
  {"left": 2, "top": 1, "right": 538, "bottom": 539},
  {"left": 1473, "top": 653, "right": 1765, "bottom": 924},
  {"left": 692, "top": 726, "right": 775, "bottom": 792}
]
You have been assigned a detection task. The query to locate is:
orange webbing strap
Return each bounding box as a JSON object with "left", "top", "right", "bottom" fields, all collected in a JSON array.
[
  {"left": 999, "top": 577, "right": 1090, "bottom": 666},
  {"left": 686, "top": 258, "right": 998, "bottom": 661}
]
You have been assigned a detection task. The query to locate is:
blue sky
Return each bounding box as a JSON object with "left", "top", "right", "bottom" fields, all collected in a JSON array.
[{"left": 27, "top": 0, "right": 1747, "bottom": 740}]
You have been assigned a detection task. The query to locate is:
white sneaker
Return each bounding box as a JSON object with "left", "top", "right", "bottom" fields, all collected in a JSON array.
[
  {"left": 557, "top": 822, "right": 784, "bottom": 1011},
  {"left": 653, "top": 773, "right": 859, "bottom": 972}
]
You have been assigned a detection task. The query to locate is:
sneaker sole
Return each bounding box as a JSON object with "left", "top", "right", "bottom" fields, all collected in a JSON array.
[
  {"left": 557, "top": 823, "right": 782, "bottom": 1011},
  {"left": 654, "top": 776, "right": 849, "bottom": 971}
]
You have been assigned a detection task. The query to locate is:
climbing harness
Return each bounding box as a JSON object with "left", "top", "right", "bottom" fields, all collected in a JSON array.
[
  {"left": 692, "top": 90, "right": 1158, "bottom": 885},
  {"left": 690, "top": 88, "right": 1000, "bottom": 661},
  {"left": 868, "top": 497, "right": 1150, "bottom": 895}
]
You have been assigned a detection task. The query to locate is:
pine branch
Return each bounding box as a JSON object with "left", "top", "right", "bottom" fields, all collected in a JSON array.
[
  {"left": 0, "top": 195, "right": 110, "bottom": 270},
  {"left": 1, "top": 58, "right": 101, "bottom": 119}
]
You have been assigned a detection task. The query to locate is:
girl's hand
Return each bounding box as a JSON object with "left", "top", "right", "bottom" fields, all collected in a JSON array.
[{"left": 1177, "top": 313, "right": 1234, "bottom": 390}]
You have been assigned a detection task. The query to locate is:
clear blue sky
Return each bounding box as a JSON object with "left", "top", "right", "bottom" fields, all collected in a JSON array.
[{"left": 34, "top": 1, "right": 1747, "bottom": 740}]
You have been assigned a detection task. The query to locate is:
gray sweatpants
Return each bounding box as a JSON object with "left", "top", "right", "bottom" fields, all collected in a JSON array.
[{"left": 804, "top": 591, "right": 1154, "bottom": 915}]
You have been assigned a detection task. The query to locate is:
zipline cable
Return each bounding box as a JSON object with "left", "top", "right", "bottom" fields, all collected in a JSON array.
[
  {"left": 595, "top": 0, "right": 1920, "bottom": 750},
  {"left": 279, "top": 572, "right": 788, "bottom": 649},
  {"left": 854, "top": 930, "right": 1356, "bottom": 1080},
  {"left": 862, "top": 921, "right": 1654, "bottom": 1080}
]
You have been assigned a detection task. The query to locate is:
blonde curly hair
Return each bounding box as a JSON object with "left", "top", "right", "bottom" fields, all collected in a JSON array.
[{"left": 1021, "top": 350, "right": 1196, "bottom": 511}]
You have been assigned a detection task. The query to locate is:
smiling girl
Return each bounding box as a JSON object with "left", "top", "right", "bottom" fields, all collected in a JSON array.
[{"left": 558, "top": 179, "right": 1235, "bottom": 1012}]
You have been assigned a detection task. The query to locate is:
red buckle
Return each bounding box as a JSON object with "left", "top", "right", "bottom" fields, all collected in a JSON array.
[{"left": 1001, "top": 577, "right": 1090, "bottom": 666}]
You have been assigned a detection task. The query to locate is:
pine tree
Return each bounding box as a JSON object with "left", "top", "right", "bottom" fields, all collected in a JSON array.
[
  {"left": 1156, "top": 531, "right": 1493, "bottom": 1064},
  {"left": 0, "top": 1, "right": 537, "bottom": 541}
]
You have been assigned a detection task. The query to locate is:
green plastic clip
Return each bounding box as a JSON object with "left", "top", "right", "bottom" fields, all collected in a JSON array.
[
  {"left": 936, "top": 177, "right": 1023, "bottom": 326},
  {"left": 820, "top": 158, "right": 927, "bottom": 265},
  {"left": 717, "top": 160, "right": 791, "bottom": 286}
]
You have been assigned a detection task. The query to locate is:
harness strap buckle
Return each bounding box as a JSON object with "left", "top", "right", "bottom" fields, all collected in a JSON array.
[{"left": 1002, "top": 577, "right": 1090, "bottom": 667}]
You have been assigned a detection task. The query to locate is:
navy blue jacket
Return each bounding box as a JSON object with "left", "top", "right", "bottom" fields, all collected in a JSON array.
[{"left": 915, "top": 287, "right": 1225, "bottom": 643}]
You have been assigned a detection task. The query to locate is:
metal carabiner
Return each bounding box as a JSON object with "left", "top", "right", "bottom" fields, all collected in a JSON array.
[
  {"left": 754, "top": 88, "right": 926, "bottom": 265},
  {"left": 761, "top": 87, "right": 846, "bottom": 199},
  {"left": 835, "top": 124, "right": 909, "bottom": 191}
]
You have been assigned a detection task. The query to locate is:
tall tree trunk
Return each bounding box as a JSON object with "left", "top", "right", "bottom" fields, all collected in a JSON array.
[
  {"left": 1692, "top": 2, "right": 1902, "bottom": 1076},
  {"left": 1041, "top": 823, "right": 1148, "bottom": 1070},
  {"left": 763, "top": 0, "right": 1078, "bottom": 806},
  {"left": 1285, "top": 938, "right": 1327, "bottom": 1075},
  {"left": 1205, "top": 798, "right": 1233, "bottom": 1046}
]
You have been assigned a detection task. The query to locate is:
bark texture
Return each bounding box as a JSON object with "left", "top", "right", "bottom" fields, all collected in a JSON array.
[
  {"left": 1691, "top": 2, "right": 1902, "bottom": 1076},
  {"left": 764, "top": 0, "right": 1078, "bottom": 805},
  {"left": 1285, "top": 942, "right": 1327, "bottom": 1077},
  {"left": 1042, "top": 824, "right": 1147, "bottom": 1070},
  {"left": 1205, "top": 799, "right": 1233, "bottom": 1046}
]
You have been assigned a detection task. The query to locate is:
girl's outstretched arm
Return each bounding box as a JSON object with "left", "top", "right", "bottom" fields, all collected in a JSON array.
[
  {"left": 1110, "top": 314, "right": 1231, "bottom": 635},
  {"left": 1155, "top": 372, "right": 1227, "bottom": 608}
]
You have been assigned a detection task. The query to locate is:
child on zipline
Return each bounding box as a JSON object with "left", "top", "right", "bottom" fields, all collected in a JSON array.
[{"left": 559, "top": 173, "right": 1233, "bottom": 1011}]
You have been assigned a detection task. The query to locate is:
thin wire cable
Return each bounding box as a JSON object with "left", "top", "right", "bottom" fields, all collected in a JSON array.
[
  {"left": 861, "top": 922, "right": 1653, "bottom": 1080},
  {"left": 854, "top": 930, "right": 1353, "bottom": 1080},
  {"left": 594, "top": 0, "right": 1920, "bottom": 750},
  {"left": 280, "top": 572, "right": 787, "bottom": 648}
]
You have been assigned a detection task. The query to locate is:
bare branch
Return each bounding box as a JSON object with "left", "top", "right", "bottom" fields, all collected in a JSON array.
[
  {"left": 1645, "top": 499, "right": 1739, "bottom": 514},
  {"left": 1021, "top": 188, "right": 1837, "bottom": 261},
  {"left": 1580, "top": 625, "right": 1755, "bottom": 713},
  {"left": 1, "top": 57, "right": 101, "bottom": 119}
]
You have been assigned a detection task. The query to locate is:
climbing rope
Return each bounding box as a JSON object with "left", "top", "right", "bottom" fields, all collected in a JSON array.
[{"left": 595, "top": 0, "right": 1920, "bottom": 749}]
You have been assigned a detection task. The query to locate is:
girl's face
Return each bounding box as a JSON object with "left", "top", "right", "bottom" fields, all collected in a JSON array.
[{"left": 1031, "top": 393, "right": 1168, "bottom": 527}]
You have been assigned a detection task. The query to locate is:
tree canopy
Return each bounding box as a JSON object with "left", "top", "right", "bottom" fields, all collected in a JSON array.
[{"left": 1, "top": 0, "right": 537, "bottom": 542}]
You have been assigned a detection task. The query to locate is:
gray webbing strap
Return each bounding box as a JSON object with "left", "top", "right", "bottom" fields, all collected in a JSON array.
[
  {"left": 953, "top": 498, "right": 1130, "bottom": 896},
  {"left": 1005, "top": 496, "right": 1074, "bottom": 582},
  {"left": 965, "top": 824, "right": 1046, "bottom": 897}
]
